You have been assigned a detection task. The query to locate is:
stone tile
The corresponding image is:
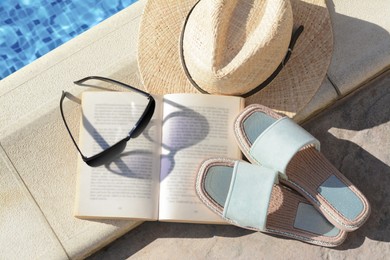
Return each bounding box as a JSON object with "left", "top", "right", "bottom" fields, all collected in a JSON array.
[
  {"left": 327, "top": 0, "right": 390, "bottom": 95},
  {"left": 0, "top": 146, "right": 68, "bottom": 259},
  {"left": 304, "top": 71, "right": 390, "bottom": 257},
  {"left": 89, "top": 222, "right": 328, "bottom": 260},
  {"left": 2, "top": 0, "right": 389, "bottom": 258},
  {"left": 89, "top": 71, "right": 390, "bottom": 260},
  {"left": 0, "top": 84, "right": 142, "bottom": 259},
  {"left": 0, "top": 1, "right": 147, "bottom": 259}
]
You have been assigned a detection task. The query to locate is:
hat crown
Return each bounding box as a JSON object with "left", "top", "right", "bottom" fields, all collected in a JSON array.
[{"left": 183, "top": 0, "right": 293, "bottom": 95}]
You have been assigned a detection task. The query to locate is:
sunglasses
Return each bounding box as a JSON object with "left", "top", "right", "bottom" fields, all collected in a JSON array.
[{"left": 60, "top": 76, "right": 155, "bottom": 167}]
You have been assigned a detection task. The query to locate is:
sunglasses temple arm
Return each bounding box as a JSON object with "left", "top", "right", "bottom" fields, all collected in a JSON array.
[
  {"left": 60, "top": 91, "right": 87, "bottom": 160},
  {"left": 73, "top": 76, "right": 150, "bottom": 97}
]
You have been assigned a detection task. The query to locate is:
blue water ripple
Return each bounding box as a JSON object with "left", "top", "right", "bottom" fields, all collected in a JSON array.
[{"left": 0, "top": 0, "right": 137, "bottom": 80}]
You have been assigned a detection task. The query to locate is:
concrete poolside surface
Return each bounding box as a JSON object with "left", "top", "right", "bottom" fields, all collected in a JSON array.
[{"left": 0, "top": 0, "right": 389, "bottom": 258}]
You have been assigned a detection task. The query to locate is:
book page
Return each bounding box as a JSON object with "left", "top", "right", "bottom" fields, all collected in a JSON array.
[
  {"left": 159, "top": 94, "right": 244, "bottom": 223},
  {"left": 74, "top": 91, "right": 162, "bottom": 220}
]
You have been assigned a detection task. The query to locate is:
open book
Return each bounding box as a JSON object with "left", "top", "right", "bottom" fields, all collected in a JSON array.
[{"left": 74, "top": 92, "right": 244, "bottom": 223}]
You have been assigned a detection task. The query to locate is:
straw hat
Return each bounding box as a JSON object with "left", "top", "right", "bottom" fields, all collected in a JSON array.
[{"left": 138, "top": 0, "right": 333, "bottom": 117}]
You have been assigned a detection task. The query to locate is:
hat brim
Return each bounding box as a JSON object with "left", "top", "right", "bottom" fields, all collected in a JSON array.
[{"left": 137, "top": 0, "right": 333, "bottom": 118}]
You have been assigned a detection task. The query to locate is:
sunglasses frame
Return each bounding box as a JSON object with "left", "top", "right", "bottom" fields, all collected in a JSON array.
[{"left": 60, "top": 76, "right": 155, "bottom": 167}]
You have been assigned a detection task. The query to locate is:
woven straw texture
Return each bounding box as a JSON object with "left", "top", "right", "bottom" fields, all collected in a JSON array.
[
  {"left": 183, "top": 0, "right": 292, "bottom": 95},
  {"left": 138, "top": 0, "right": 333, "bottom": 118}
]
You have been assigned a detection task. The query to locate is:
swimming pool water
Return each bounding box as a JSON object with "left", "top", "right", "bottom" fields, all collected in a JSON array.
[{"left": 0, "top": 0, "right": 137, "bottom": 80}]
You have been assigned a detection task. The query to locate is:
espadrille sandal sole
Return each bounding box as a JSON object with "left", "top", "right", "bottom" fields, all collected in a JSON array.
[
  {"left": 233, "top": 104, "right": 370, "bottom": 231},
  {"left": 195, "top": 158, "right": 346, "bottom": 247}
]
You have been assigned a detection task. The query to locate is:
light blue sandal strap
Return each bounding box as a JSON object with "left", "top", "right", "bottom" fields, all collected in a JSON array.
[
  {"left": 249, "top": 117, "right": 320, "bottom": 179},
  {"left": 223, "top": 161, "right": 278, "bottom": 231}
]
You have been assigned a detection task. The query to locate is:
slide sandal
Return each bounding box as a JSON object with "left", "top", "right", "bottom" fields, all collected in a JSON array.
[
  {"left": 234, "top": 104, "right": 370, "bottom": 231},
  {"left": 195, "top": 158, "right": 347, "bottom": 247}
]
